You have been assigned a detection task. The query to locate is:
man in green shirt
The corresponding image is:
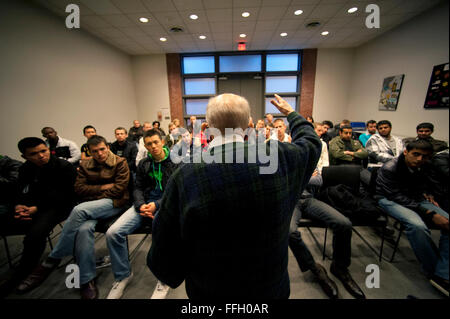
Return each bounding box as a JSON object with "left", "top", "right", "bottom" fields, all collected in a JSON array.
[{"left": 329, "top": 126, "right": 368, "bottom": 165}]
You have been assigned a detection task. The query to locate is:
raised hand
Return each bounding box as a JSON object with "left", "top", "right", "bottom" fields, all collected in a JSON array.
[{"left": 270, "top": 94, "right": 295, "bottom": 116}]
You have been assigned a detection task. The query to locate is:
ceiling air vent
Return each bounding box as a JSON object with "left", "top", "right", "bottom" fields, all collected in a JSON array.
[
  {"left": 305, "top": 21, "right": 321, "bottom": 28},
  {"left": 169, "top": 26, "right": 184, "bottom": 33}
]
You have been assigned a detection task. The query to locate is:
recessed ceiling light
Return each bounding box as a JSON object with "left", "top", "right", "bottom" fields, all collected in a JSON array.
[
  {"left": 189, "top": 14, "right": 198, "bottom": 20},
  {"left": 160, "top": 37, "right": 167, "bottom": 42},
  {"left": 321, "top": 31, "right": 329, "bottom": 36},
  {"left": 348, "top": 7, "right": 358, "bottom": 13},
  {"left": 294, "top": 10, "right": 303, "bottom": 15},
  {"left": 199, "top": 35, "right": 206, "bottom": 39},
  {"left": 139, "top": 17, "right": 149, "bottom": 23},
  {"left": 242, "top": 12, "right": 250, "bottom": 18},
  {"left": 280, "top": 32, "right": 288, "bottom": 37},
  {"left": 239, "top": 33, "right": 246, "bottom": 38}
]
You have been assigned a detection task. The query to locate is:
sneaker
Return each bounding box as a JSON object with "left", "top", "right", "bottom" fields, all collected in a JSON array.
[
  {"left": 106, "top": 272, "right": 134, "bottom": 299},
  {"left": 150, "top": 280, "right": 170, "bottom": 299},
  {"left": 430, "top": 276, "right": 449, "bottom": 297}
]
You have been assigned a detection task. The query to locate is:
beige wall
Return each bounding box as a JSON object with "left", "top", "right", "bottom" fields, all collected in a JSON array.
[
  {"left": 312, "top": 48, "right": 354, "bottom": 123},
  {"left": 346, "top": 2, "right": 449, "bottom": 141},
  {"left": 0, "top": 0, "right": 138, "bottom": 160},
  {"left": 131, "top": 55, "right": 172, "bottom": 133}
]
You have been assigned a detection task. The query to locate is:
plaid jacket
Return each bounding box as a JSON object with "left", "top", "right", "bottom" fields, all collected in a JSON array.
[
  {"left": 366, "top": 133, "right": 404, "bottom": 167},
  {"left": 147, "top": 111, "right": 321, "bottom": 299}
]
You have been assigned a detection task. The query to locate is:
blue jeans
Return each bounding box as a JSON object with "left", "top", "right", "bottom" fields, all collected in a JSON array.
[
  {"left": 378, "top": 198, "right": 449, "bottom": 280},
  {"left": 106, "top": 206, "right": 147, "bottom": 281},
  {"left": 49, "top": 198, "right": 123, "bottom": 284}
]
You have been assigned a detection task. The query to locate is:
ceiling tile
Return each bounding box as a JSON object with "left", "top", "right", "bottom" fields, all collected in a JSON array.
[
  {"left": 206, "top": 8, "right": 233, "bottom": 22},
  {"left": 101, "top": 14, "right": 135, "bottom": 27},
  {"left": 96, "top": 27, "right": 127, "bottom": 38},
  {"left": 184, "top": 22, "right": 211, "bottom": 33},
  {"left": 283, "top": 5, "right": 316, "bottom": 19},
  {"left": 309, "top": 3, "right": 346, "bottom": 19},
  {"left": 154, "top": 11, "right": 185, "bottom": 28},
  {"left": 262, "top": 0, "right": 291, "bottom": 6},
  {"left": 258, "top": 6, "right": 289, "bottom": 20},
  {"left": 213, "top": 33, "right": 233, "bottom": 40},
  {"left": 254, "top": 20, "right": 279, "bottom": 31},
  {"left": 110, "top": 0, "right": 148, "bottom": 13},
  {"left": 233, "top": 7, "right": 260, "bottom": 22},
  {"left": 126, "top": 13, "right": 158, "bottom": 26},
  {"left": 290, "top": 0, "right": 321, "bottom": 5},
  {"left": 277, "top": 19, "right": 305, "bottom": 31},
  {"left": 120, "top": 26, "right": 148, "bottom": 37},
  {"left": 178, "top": 10, "right": 208, "bottom": 25},
  {"left": 141, "top": 0, "right": 177, "bottom": 12},
  {"left": 203, "top": 0, "right": 233, "bottom": 9},
  {"left": 233, "top": 0, "right": 262, "bottom": 7},
  {"left": 173, "top": 0, "right": 204, "bottom": 11},
  {"left": 79, "top": 0, "right": 122, "bottom": 14},
  {"left": 209, "top": 21, "right": 233, "bottom": 32},
  {"left": 233, "top": 21, "right": 257, "bottom": 33},
  {"left": 81, "top": 15, "right": 112, "bottom": 28}
]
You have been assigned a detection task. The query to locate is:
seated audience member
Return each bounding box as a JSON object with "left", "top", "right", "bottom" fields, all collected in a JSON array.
[
  {"left": 110, "top": 127, "right": 138, "bottom": 173},
  {"left": 172, "top": 118, "right": 181, "bottom": 128},
  {"left": 427, "top": 149, "right": 449, "bottom": 212},
  {"left": 128, "top": 120, "right": 143, "bottom": 144},
  {"left": 0, "top": 138, "right": 76, "bottom": 297},
  {"left": 264, "top": 123, "right": 274, "bottom": 142},
  {"left": 329, "top": 125, "right": 368, "bottom": 165},
  {"left": 105, "top": 129, "right": 179, "bottom": 299},
  {"left": 328, "top": 119, "right": 350, "bottom": 140},
  {"left": 135, "top": 122, "right": 153, "bottom": 166},
  {"left": 321, "top": 120, "right": 334, "bottom": 145},
  {"left": 164, "top": 122, "right": 182, "bottom": 149},
  {"left": 0, "top": 154, "right": 21, "bottom": 217},
  {"left": 313, "top": 123, "right": 329, "bottom": 174},
  {"left": 41, "top": 127, "right": 81, "bottom": 165},
  {"left": 403, "top": 122, "right": 448, "bottom": 154},
  {"left": 359, "top": 120, "right": 377, "bottom": 147},
  {"left": 187, "top": 116, "right": 197, "bottom": 134},
  {"left": 271, "top": 118, "right": 292, "bottom": 143},
  {"left": 80, "top": 125, "right": 97, "bottom": 160},
  {"left": 152, "top": 121, "right": 166, "bottom": 136},
  {"left": 265, "top": 113, "right": 274, "bottom": 125},
  {"left": 173, "top": 129, "right": 193, "bottom": 162},
  {"left": 306, "top": 116, "right": 314, "bottom": 123},
  {"left": 147, "top": 94, "right": 321, "bottom": 299},
  {"left": 365, "top": 120, "right": 403, "bottom": 168},
  {"left": 376, "top": 140, "right": 448, "bottom": 296},
  {"left": 17, "top": 136, "right": 130, "bottom": 299}
]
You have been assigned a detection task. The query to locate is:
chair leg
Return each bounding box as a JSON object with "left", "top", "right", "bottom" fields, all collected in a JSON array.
[
  {"left": 2, "top": 236, "right": 13, "bottom": 269},
  {"left": 322, "top": 228, "right": 328, "bottom": 261},
  {"left": 389, "top": 228, "right": 404, "bottom": 263},
  {"left": 379, "top": 224, "right": 386, "bottom": 263}
]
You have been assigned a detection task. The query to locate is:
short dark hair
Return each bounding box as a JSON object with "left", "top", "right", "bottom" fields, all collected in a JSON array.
[
  {"left": 83, "top": 125, "right": 96, "bottom": 134},
  {"left": 339, "top": 125, "right": 352, "bottom": 132},
  {"left": 406, "top": 139, "right": 433, "bottom": 153},
  {"left": 144, "top": 128, "right": 162, "bottom": 141},
  {"left": 376, "top": 120, "right": 392, "bottom": 129},
  {"left": 366, "top": 120, "right": 377, "bottom": 127},
  {"left": 87, "top": 135, "right": 108, "bottom": 150},
  {"left": 115, "top": 127, "right": 127, "bottom": 134},
  {"left": 322, "top": 120, "right": 333, "bottom": 128},
  {"left": 416, "top": 122, "right": 434, "bottom": 132},
  {"left": 41, "top": 127, "right": 54, "bottom": 134},
  {"left": 152, "top": 121, "right": 160, "bottom": 127},
  {"left": 18, "top": 137, "right": 46, "bottom": 154}
]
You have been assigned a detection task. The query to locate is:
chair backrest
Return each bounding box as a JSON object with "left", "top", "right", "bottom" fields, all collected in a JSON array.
[
  {"left": 322, "top": 165, "right": 361, "bottom": 193},
  {"left": 368, "top": 167, "right": 380, "bottom": 195}
]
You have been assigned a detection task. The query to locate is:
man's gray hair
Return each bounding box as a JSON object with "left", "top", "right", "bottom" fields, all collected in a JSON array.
[{"left": 206, "top": 93, "right": 250, "bottom": 135}]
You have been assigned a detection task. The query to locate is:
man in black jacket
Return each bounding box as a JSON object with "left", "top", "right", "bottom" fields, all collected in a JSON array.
[
  {"left": 0, "top": 138, "right": 76, "bottom": 297},
  {"left": 0, "top": 155, "right": 22, "bottom": 217},
  {"left": 376, "top": 139, "right": 448, "bottom": 296},
  {"left": 105, "top": 129, "right": 179, "bottom": 299},
  {"left": 110, "top": 127, "right": 138, "bottom": 173}
]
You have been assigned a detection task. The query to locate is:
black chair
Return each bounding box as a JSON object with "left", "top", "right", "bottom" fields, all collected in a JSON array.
[{"left": 302, "top": 165, "right": 388, "bottom": 262}]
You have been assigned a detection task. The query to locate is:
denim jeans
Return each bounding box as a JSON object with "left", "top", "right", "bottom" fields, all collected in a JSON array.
[
  {"left": 106, "top": 206, "right": 148, "bottom": 281},
  {"left": 378, "top": 198, "right": 449, "bottom": 280},
  {"left": 49, "top": 198, "right": 123, "bottom": 284}
]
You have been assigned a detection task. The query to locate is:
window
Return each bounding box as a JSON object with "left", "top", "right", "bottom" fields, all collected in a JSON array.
[
  {"left": 219, "top": 55, "right": 262, "bottom": 72},
  {"left": 184, "top": 78, "right": 216, "bottom": 95},
  {"left": 266, "top": 54, "right": 299, "bottom": 72},
  {"left": 265, "top": 76, "right": 298, "bottom": 93},
  {"left": 185, "top": 99, "right": 209, "bottom": 115},
  {"left": 183, "top": 56, "right": 215, "bottom": 74},
  {"left": 265, "top": 97, "right": 297, "bottom": 114}
]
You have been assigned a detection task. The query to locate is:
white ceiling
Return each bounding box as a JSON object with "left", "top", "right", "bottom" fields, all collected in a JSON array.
[{"left": 33, "top": 0, "right": 444, "bottom": 55}]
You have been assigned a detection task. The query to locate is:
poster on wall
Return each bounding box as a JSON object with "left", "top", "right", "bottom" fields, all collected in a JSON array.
[
  {"left": 379, "top": 74, "right": 405, "bottom": 111},
  {"left": 424, "top": 63, "right": 449, "bottom": 109}
]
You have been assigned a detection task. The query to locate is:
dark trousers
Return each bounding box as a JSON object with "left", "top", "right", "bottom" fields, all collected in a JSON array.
[
  {"left": 0, "top": 206, "right": 70, "bottom": 278},
  {"left": 289, "top": 198, "right": 353, "bottom": 271}
]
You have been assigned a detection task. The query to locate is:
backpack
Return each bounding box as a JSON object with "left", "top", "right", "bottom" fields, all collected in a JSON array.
[{"left": 318, "top": 184, "right": 382, "bottom": 222}]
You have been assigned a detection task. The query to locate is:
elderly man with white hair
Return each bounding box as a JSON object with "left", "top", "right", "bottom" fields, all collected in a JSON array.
[{"left": 147, "top": 93, "right": 321, "bottom": 299}]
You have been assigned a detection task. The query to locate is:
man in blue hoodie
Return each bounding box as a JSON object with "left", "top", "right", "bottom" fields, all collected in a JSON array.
[{"left": 105, "top": 129, "right": 179, "bottom": 299}]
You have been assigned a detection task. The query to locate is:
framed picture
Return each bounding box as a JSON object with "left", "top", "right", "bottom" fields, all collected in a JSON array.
[
  {"left": 424, "top": 63, "right": 449, "bottom": 109},
  {"left": 379, "top": 74, "right": 404, "bottom": 111}
]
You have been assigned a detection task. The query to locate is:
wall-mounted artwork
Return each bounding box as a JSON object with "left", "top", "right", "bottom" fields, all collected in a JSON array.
[
  {"left": 379, "top": 74, "right": 404, "bottom": 111},
  {"left": 424, "top": 63, "right": 449, "bottom": 109}
]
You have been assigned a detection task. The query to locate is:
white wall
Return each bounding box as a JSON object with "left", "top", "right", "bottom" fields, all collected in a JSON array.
[
  {"left": 131, "top": 55, "right": 172, "bottom": 133},
  {"left": 312, "top": 48, "right": 354, "bottom": 123},
  {"left": 346, "top": 2, "right": 449, "bottom": 141},
  {"left": 0, "top": 0, "right": 138, "bottom": 160}
]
